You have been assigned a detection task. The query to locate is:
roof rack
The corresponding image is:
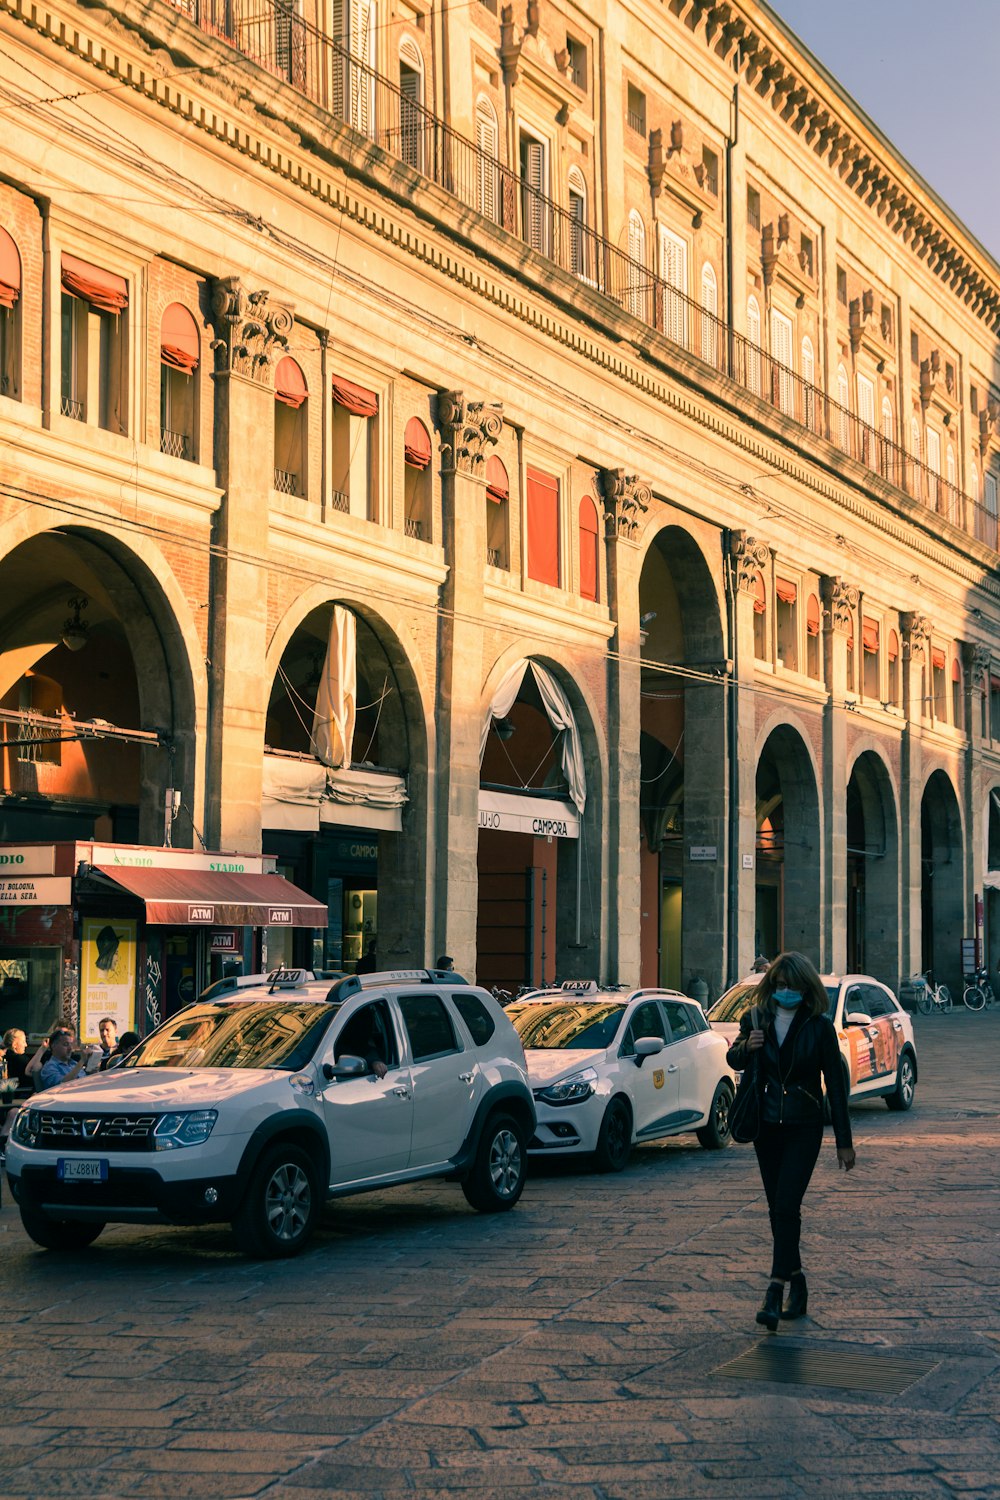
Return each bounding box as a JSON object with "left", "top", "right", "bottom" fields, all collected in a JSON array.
[{"left": 325, "top": 967, "right": 470, "bottom": 1003}]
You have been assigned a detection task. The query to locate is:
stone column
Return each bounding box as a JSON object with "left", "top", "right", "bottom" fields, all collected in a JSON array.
[
  {"left": 729, "top": 532, "right": 771, "bottom": 979},
  {"left": 821, "top": 575, "right": 859, "bottom": 972},
  {"left": 900, "top": 612, "right": 931, "bottom": 980},
  {"left": 598, "top": 469, "right": 649, "bottom": 986},
  {"left": 964, "top": 642, "right": 990, "bottom": 963},
  {"left": 433, "top": 392, "right": 502, "bottom": 978},
  {"left": 205, "top": 278, "right": 293, "bottom": 852}
]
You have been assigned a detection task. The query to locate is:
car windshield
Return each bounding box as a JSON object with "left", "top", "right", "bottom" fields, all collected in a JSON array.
[
  {"left": 708, "top": 983, "right": 758, "bottom": 1022},
  {"left": 824, "top": 987, "right": 838, "bottom": 1014},
  {"left": 121, "top": 1001, "right": 340, "bottom": 1071},
  {"left": 507, "top": 1000, "right": 626, "bottom": 1050}
]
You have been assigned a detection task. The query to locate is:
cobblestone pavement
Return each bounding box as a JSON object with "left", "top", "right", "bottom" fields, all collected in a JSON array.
[{"left": 2, "top": 1010, "right": 999, "bottom": 1500}]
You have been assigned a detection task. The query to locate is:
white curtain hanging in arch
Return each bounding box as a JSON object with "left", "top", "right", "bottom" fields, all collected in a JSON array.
[
  {"left": 480, "top": 659, "right": 586, "bottom": 813},
  {"left": 310, "top": 605, "right": 357, "bottom": 769}
]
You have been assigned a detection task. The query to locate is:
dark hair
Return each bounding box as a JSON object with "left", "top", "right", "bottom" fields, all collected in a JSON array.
[
  {"left": 435, "top": 955, "right": 454, "bottom": 970},
  {"left": 116, "top": 1031, "right": 140, "bottom": 1053},
  {"left": 753, "top": 951, "right": 828, "bottom": 1019}
]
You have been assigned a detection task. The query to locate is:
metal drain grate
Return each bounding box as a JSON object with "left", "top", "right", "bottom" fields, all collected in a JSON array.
[{"left": 714, "top": 1340, "right": 939, "bottom": 1395}]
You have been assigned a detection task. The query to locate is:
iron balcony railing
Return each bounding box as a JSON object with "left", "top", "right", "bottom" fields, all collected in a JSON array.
[
  {"left": 273, "top": 466, "right": 300, "bottom": 495},
  {"left": 165, "top": 0, "right": 999, "bottom": 555},
  {"left": 161, "top": 426, "right": 191, "bottom": 459}
]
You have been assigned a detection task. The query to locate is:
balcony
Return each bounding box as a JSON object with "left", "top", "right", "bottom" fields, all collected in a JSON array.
[
  {"left": 60, "top": 395, "right": 84, "bottom": 421},
  {"left": 162, "top": 0, "right": 997, "bottom": 558},
  {"left": 161, "top": 427, "right": 191, "bottom": 460},
  {"left": 274, "top": 467, "right": 300, "bottom": 496}
]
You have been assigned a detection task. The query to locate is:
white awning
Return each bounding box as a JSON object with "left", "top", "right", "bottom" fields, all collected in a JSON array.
[
  {"left": 262, "top": 755, "right": 406, "bottom": 834},
  {"left": 478, "top": 789, "right": 579, "bottom": 839},
  {"left": 983, "top": 870, "right": 1000, "bottom": 890},
  {"left": 480, "top": 659, "right": 586, "bottom": 814}
]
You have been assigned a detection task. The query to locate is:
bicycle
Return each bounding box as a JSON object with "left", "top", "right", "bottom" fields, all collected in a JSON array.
[
  {"left": 913, "top": 971, "right": 952, "bottom": 1014},
  {"left": 961, "top": 969, "right": 994, "bottom": 1012}
]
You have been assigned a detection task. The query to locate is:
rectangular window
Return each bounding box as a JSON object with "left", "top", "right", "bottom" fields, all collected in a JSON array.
[
  {"left": 746, "top": 186, "right": 760, "bottom": 231},
  {"left": 626, "top": 83, "right": 646, "bottom": 136},
  {"left": 526, "top": 466, "right": 560, "bottom": 586},
  {"left": 659, "top": 227, "right": 688, "bottom": 347},
  {"left": 60, "top": 293, "right": 86, "bottom": 420},
  {"left": 566, "top": 35, "right": 587, "bottom": 92},
  {"left": 799, "top": 234, "right": 814, "bottom": 278},
  {"left": 160, "top": 366, "right": 196, "bottom": 461},
  {"left": 910, "top": 330, "right": 920, "bottom": 364},
  {"left": 775, "top": 578, "right": 798, "bottom": 672},
  {"left": 331, "top": 377, "right": 378, "bottom": 519},
  {"left": 992, "top": 678, "right": 1000, "bottom": 742},
  {"left": 519, "top": 133, "right": 549, "bottom": 254},
  {"left": 0, "top": 304, "right": 19, "bottom": 400},
  {"left": 60, "top": 273, "right": 128, "bottom": 436},
  {"left": 862, "top": 617, "right": 879, "bottom": 701},
  {"left": 926, "top": 428, "right": 941, "bottom": 508},
  {"left": 970, "top": 384, "right": 979, "bottom": 415},
  {"left": 770, "top": 309, "right": 793, "bottom": 416},
  {"left": 836, "top": 265, "right": 847, "bottom": 305},
  {"left": 700, "top": 146, "right": 718, "bottom": 196}
]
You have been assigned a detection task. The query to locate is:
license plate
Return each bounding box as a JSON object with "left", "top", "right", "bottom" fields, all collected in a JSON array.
[{"left": 57, "top": 1159, "right": 108, "bottom": 1183}]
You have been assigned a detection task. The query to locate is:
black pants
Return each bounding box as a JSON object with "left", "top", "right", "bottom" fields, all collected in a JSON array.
[{"left": 753, "top": 1121, "right": 823, "bottom": 1280}]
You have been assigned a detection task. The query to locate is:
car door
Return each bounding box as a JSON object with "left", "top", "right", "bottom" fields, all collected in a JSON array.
[
  {"left": 661, "top": 1000, "right": 705, "bottom": 1124},
  {"left": 619, "top": 1000, "right": 674, "bottom": 1137},
  {"left": 318, "top": 998, "right": 414, "bottom": 1186},
  {"left": 860, "top": 983, "right": 903, "bottom": 1084},
  {"left": 397, "top": 991, "right": 477, "bottom": 1169}
]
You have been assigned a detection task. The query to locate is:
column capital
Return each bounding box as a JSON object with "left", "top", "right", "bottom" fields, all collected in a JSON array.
[
  {"left": 437, "top": 391, "right": 503, "bottom": 475},
  {"left": 729, "top": 531, "right": 771, "bottom": 593},
  {"left": 963, "top": 640, "right": 991, "bottom": 682},
  {"left": 821, "top": 574, "right": 860, "bottom": 634},
  {"left": 900, "top": 610, "right": 932, "bottom": 658},
  {"left": 209, "top": 277, "right": 293, "bottom": 386},
  {"left": 596, "top": 468, "right": 651, "bottom": 541}
]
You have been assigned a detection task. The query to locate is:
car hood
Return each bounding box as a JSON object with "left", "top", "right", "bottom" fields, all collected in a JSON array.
[
  {"left": 24, "top": 1067, "right": 279, "bottom": 1110},
  {"left": 524, "top": 1047, "right": 606, "bottom": 1084}
]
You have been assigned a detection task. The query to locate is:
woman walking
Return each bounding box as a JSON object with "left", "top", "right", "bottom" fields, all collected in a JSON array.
[{"left": 727, "top": 951, "right": 856, "bottom": 1331}]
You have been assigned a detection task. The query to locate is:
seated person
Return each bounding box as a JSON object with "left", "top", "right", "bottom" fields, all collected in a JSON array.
[
  {"left": 1, "top": 1028, "right": 30, "bottom": 1097},
  {"left": 97, "top": 1016, "right": 118, "bottom": 1058},
  {"left": 334, "top": 1002, "right": 394, "bottom": 1079},
  {"left": 38, "top": 1029, "right": 99, "bottom": 1090},
  {"left": 103, "top": 1030, "right": 140, "bottom": 1068}
]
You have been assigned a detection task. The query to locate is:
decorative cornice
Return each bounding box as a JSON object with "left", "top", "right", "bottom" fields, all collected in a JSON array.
[
  {"left": 437, "top": 391, "right": 503, "bottom": 474},
  {"left": 900, "top": 611, "right": 933, "bottom": 657},
  {"left": 822, "top": 575, "right": 860, "bottom": 634},
  {"left": 596, "top": 468, "right": 651, "bottom": 540},
  {"left": 209, "top": 277, "right": 293, "bottom": 384},
  {"left": 730, "top": 531, "right": 771, "bottom": 592}
]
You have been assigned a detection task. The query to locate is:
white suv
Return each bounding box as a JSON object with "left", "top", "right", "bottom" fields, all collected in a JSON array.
[{"left": 6, "top": 969, "right": 535, "bottom": 1258}]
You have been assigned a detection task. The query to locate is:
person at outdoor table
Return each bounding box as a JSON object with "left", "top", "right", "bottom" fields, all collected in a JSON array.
[
  {"left": 103, "top": 1030, "right": 140, "bottom": 1067},
  {"left": 1, "top": 1028, "right": 30, "bottom": 1094},
  {"left": 38, "top": 1029, "right": 99, "bottom": 1090},
  {"left": 98, "top": 1016, "right": 118, "bottom": 1058},
  {"left": 727, "top": 950, "right": 856, "bottom": 1332}
]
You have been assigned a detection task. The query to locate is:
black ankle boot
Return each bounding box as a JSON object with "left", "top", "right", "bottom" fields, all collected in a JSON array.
[
  {"left": 755, "top": 1281, "right": 784, "bottom": 1332},
  {"left": 781, "top": 1272, "right": 808, "bottom": 1320}
]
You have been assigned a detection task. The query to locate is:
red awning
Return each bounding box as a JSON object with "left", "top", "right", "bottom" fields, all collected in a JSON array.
[
  {"left": 94, "top": 866, "right": 327, "bottom": 927},
  {"left": 333, "top": 377, "right": 378, "bottom": 417},
  {"left": 932, "top": 647, "right": 946, "bottom": 671},
  {"left": 862, "top": 618, "right": 879, "bottom": 655},
  {"left": 61, "top": 252, "right": 128, "bottom": 315},
  {"left": 806, "top": 595, "right": 821, "bottom": 636},
  {"left": 486, "top": 454, "right": 509, "bottom": 504},
  {"left": 404, "top": 416, "right": 432, "bottom": 469},
  {"left": 775, "top": 577, "right": 797, "bottom": 604},
  {"left": 887, "top": 629, "right": 899, "bottom": 661},
  {"left": 275, "top": 356, "right": 307, "bottom": 409},
  {"left": 0, "top": 227, "right": 20, "bottom": 310},
  {"left": 161, "top": 302, "right": 200, "bottom": 374}
]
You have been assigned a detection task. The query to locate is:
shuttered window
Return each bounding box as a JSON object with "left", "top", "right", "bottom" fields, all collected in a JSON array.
[
  {"left": 659, "top": 227, "right": 688, "bottom": 346},
  {"left": 579, "top": 496, "right": 599, "bottom": 601},
  {"left": 527, "top": 467, "right": 560, "bottom": 587},
  {"left": 475, "top": 98, "right": 500, "bottom": 222},
  {"left": 700, "top": 263, "right": 718, "bottom": 366},
  {"left": 770, "top": 309, "right": 793, "bottom": 415},
  {"left": 626, "top": 211, "right": 645, "bottom": 319},
  {"left": 520, "top": 136, "right": 547, "bottom": 252},
  {"left": 746, "top": 296, "right": 761, "bottom": 396}
]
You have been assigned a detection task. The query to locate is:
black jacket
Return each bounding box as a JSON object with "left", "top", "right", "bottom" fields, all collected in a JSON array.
[{"left": 726, "top": 1005, "right": 852, "bottom": 1150}]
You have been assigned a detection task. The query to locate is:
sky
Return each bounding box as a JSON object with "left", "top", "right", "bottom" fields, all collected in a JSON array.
[{"left": 767, "top": 0, "right": 1000, "bottom": 264}]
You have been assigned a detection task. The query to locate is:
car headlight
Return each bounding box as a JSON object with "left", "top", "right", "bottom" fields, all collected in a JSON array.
[
  {"left": 11, "top": 1106, "right": 35, "bottom": 1144},
  {"left": 153, "top": 1110, "right": 218, "bottom": 1150},
  {"left": 535, "top": 1067, "right": 598, "bottom": 1105}
]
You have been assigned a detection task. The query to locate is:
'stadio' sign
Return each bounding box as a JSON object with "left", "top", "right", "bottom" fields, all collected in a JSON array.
[{"left": 0, "top": 847, "right": 56, "bottom": 875}]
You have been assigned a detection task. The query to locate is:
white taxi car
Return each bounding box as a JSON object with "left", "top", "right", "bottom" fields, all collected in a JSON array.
[
  {"left": 707, "top": 972, "right": 918, "bottom": 1111},
  {"left": 506, "top": 982, "right": 736, "bottom": 1172}
]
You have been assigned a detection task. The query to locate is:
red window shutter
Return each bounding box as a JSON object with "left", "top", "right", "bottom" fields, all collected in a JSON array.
[
  {"left": 61, "top": 252, "right": 128, "bottom": 314},
  {"left": 404, "top": 416, "right": 432, "bottom": 469},
  {"left": 579, "top": 496, "right": 599, "bottom": 601},
  {"left": 332, "top": 377, "right": 378, "bottom": 417},
  {"left": 275, "top": 356, "right": 308, "bottom": 409},
  {"left": 931, "top": 647, "right": 946, "bottom": 671},
  {"left": 486, "top": 454, "right": 509, "bottom": 504},
  {"left": 0, "top": 227, "right": 20, "bottom": 309},
  {"left": 887, "top": 629, "right": 899, "bottom": 662},
  {"left": 527, "top": 467, "right": 560, "bottom": 586},
  {"left": 952, "top": 657, "right": 961, "bottom": 683},
  {"left": 862, "top": 618, "right": 879, "bottom": 655},
  {"left": 775, "top": 577, "right": 797, "bottom": 604},
  {"left": 805, "top": 595, "right": 821, "bottom": 636},
  {"left": 160, "top": 302, "right": 200, "bottom": 374},
  {"left": 753, "top": 573, "right": 766, "bottom": 615}
]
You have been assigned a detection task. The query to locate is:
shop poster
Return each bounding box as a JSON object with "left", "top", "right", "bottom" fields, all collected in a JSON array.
[{"left": 80, "top": 918, "right": 137, "bottom": 1043}]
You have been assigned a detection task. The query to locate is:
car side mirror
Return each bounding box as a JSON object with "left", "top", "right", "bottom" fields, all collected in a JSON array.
[
  {"left": 633, "top": 1036, "right": 664, "bottom": 1067},
  {"left": 844, "top": 1011, "right": 872, "bottom": 1027},
  {"left": 322, "top": 1055, "right": 367, "bottom": 1081}
]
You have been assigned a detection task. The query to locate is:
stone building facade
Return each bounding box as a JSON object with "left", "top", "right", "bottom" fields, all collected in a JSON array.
[{"left": 1, "top": 0, "right": 999, "bottom": 1014}]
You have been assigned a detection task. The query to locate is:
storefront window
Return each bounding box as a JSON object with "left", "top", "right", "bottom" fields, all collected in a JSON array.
[{"left": 0, "top": 947, "right": 63, "bottom": 1040}]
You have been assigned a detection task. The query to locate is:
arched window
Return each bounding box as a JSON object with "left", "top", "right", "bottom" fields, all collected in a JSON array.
[
  {"left": 836, "top": 363, "right": 850, "bottom": 452},
  {"left": 485, "top": 454, "right": 509, "bottom": 570},
  {"left": 475, "top": 96, "right": 500, "bottom": 222},
  {"left": 801, "top": 336, "right": 815, "bottom": 429},
  {"left": 911, "top": 414, "right": 922, "bottom": 499},
  {"left": 946, "top": 445, "right": 957, "bottom": 522},
  {"left": 952, "top": 656, "right": 964, "bottom": 731},
  {"left": 805, "top": 592, "right": 821, "bottom": 680},
  {"left": 568, "top": 167, "right": 588, "bottom": 280},
  {"left": 880, "top": 396, "right": 895, "bottom": 482},
  {"left": 0, "top": 225, "right": 22, "bottom": 402},
  {"left": 746, "top": 295, "right": 762, "bottom": 396},
  {"left": 403, "top": 415, "right": 432, "bottom": 540},
  {"left": 752, "top": 571, "right": 767, "bottom": 660},
  {"left": 398, "top": 37, "right": 423, "bottom": 170},
  {"left": 274, "top": 355, "right": 308, "bottom": 497},
  {"left": 659, "top": 226, "right": 688, "bottom": 345},
  {"left": 578, "top": 496, "right": 599, "bottom": 601},
  {"left": 700, "top": 262, "right": 718, "bottom": 366},
  {"left": 626, "top": 211, "right": 646, "bottom": 319},
  {"left": 887, "top": 629, "right": 901, "bottom": 707},
  {"left": 160, "top": 302, "right": 200, "bottom": 462},
  {"left": 971, "top": 463, "right": 980, "bottom": 505}
]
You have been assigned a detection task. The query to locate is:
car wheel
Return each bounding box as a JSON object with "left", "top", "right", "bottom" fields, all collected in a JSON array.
[
  {"left": 886, "top": 1051, "right": 916, "bottom": 1112},
  {"left": 20, "top": 1206, "right": 104, "bottom": 1251},
  {"left": 594, "top": 1097, "right": 633, "bottom": 1173},
  {"left": 462, "top": 1113, "right": 526, "bottom": 1212},
  {"left": 696, "top": 1082, "right": 734, "bottom": 1149},
  {"left": 232, "top": 1143, "right": 320, "bottom": 1259}
]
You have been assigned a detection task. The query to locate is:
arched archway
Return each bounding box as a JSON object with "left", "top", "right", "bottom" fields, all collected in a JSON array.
[
  {"left": 637, "top": 523, "right": 726, "bottom": 991},
  {"left": 477, "top": 653, "right": 604, "bottom": 990},
  {"left": 264, "top": 596, "right": 432, "bottom": 972},
  {"left": 920, "top": 769, "right": 964, "bottom": 990},
  {"left": 982, "top": 784, "right": 1000, "bottom": 977},
  {"left": 754, "top": 724, "right": 821, "bottom": 962},
  {"left": 846, "top": 749, "right": 900, "bottom": 983}
]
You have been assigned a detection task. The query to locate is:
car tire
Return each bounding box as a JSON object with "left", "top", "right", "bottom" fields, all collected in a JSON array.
[
  {"left": 594, "top": 1097, "right": 633, "bottom": 1173},
  {"left": 20, "top": 1206, "right": 104, "bottom": 1251},
  {"left": 886, "top": 1050, "right": 916, "bottom": 1112},
  {"left": 232, "top": 1143, "right": 320, "bottom": 1259},
  {"left": 696, "top": 1082, "right": 734, "bottom": 1150},
  {"left": 461, "top": 1112, "right": 526, "bottom": 1212}
]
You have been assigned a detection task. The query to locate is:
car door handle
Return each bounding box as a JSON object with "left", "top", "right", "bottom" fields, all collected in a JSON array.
[
  {"left": 666, "top": 1064, "right": 678, "bottom": 1073},
  {"left": 391, "top": 1086, "right": 410, "bottom": 1099},
  {"left": 458, "top": 1071, "right": 475, "bottom": 1083}
]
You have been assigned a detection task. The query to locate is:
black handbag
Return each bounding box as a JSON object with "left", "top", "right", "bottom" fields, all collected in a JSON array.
[{"left": 729, "top": 1005, "right": 762, "bottom": 1144}]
